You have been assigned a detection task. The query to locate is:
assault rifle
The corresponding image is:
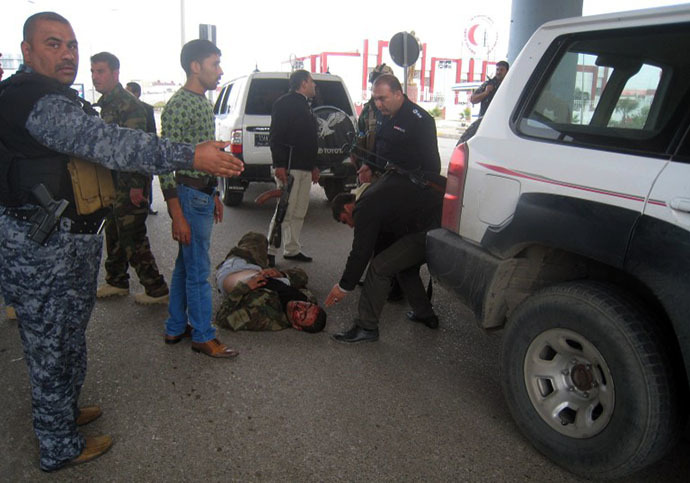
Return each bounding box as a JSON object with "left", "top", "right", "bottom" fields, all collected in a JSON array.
[
  {"left": 347, "top": 140, "right": 446, "bottom": 194},
  {"left": 262, "top": 173, "right": 293, "bottom": 248},
  {"left": 255, "top": 146, "right": 294, "bottom": 249}
]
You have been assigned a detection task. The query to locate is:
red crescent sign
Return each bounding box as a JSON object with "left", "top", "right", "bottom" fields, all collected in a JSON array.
[
  {"left": 467, "top": 24, "right": 479, "bottom": 46},
  {"left": 464, "top": 15, "right": 498, "bottom": 56}
]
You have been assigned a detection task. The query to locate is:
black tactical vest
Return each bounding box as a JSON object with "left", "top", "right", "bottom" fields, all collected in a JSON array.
[{"left": 0, "top": 72, "right": 98, "bottom": 214}]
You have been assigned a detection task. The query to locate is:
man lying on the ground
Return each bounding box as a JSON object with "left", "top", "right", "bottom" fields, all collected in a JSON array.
[{"left": 214, "top": 232, "right": 326, "bottom": 332}]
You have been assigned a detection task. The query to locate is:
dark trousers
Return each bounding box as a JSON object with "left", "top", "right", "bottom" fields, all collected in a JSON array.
[{"left": 356, "top": 232, "right": 433, "bottom": 330}]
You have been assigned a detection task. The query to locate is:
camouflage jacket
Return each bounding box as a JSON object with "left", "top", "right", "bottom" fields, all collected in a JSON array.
[
  {"left": 97, "top": 83, "right": 148, "bottom": 190},
  {"left": 355, "top": 98, "right": 383, "bottom": 171},
  {"left": 160, "top": 88, "right": 216, "bottom": 200},
  {"left": 215, "top": 267, "right": 313, "bottom": 331}
]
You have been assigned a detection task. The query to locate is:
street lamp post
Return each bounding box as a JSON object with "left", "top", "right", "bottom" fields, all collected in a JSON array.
[{"left": 180, "top": 0, "right": 186, "bottom": 48}]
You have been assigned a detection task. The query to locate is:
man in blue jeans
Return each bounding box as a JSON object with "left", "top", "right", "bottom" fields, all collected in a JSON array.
[{"left": 160, "top": 40, "right": 238, "bottom": 358}]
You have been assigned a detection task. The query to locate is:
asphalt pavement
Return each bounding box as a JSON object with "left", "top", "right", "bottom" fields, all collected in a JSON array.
[{"left": 1, "top": 138, "right": 689, "bottom": 482}]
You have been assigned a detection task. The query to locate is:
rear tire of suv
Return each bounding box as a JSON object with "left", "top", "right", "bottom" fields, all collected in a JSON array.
[
  {"left": 501, "top": 281, "right": 684, "bottom": 479},
  {"left": 219, "top": 177, "right": 245, "bottom": 207}
]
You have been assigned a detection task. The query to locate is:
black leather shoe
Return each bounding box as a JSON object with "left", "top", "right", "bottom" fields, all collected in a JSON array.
[
  {"left": 332, "top": 325, "right": 379, "bottom": 343},
  {"left": 284, "top": 252, "right": 312, "bottom": 262},
  {"left": 406, "top": 311, "right": 439, "bottom": 329}
]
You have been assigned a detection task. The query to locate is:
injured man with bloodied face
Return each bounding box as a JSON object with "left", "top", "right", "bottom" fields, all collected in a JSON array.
[{"left": 214, "top": 232, "right": 326, "bottom": 332}]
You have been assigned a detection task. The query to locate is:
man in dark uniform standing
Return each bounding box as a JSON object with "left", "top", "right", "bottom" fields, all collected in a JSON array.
[
  {"left": 0, "top": 12, "right": 242, "bottom": 471},
  {"left": 267, "top": 69, "right": 320, "bottom": 263},
  {"left": 470, "top": 60, "right": 509, "bottom": 117},
  {"left": 370, "top": 74, "right": 441, "bottom": 175},
  {"left": 459, "top": 60, "right": 509, "bottom": 143}
]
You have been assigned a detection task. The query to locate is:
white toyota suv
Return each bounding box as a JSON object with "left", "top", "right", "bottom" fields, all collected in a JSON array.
[
  {"left": 213, "top": 71, "right": 357, "bottom": 205},
  {"left": 427, "top": 4, "right": 690, "bottom": 479}
]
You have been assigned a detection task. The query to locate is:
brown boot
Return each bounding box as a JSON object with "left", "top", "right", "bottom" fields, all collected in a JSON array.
[
  {"left": 191, "top": 338, "right": 239, "bottom": 359},
  {"left": 76, "top": 405, "right": 102, "bottom": 426},
  {"left": 44, "top": 435, "right": 113, "bottom": 471},
  {"left": 69, "top": 435, "right": 112, "bottom": 466}
]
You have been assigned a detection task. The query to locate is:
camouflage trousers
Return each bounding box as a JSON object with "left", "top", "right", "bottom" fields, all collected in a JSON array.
[
  {"left": 104, "top": 190, "right": 167, "bottom": 296},
  {"left": 0, "top": 210, "right": 102, "bottom": 471}
]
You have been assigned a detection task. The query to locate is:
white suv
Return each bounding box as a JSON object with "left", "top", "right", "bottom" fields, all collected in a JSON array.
[
  {"left": 427, "top": 4, "right": 690, "bottom": 479},
  {"left": 213, "top": 71, "right": 357, "bottom": 205}
]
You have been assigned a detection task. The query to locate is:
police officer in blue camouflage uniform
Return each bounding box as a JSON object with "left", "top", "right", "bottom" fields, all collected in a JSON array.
[{"left": 0, "top": 12, "right": 243, "bottom": 472}]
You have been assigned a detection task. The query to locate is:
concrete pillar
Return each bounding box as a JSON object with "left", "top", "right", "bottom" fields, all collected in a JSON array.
[{"left": 507, "top": 0, "right": 583, "bottom": 63}]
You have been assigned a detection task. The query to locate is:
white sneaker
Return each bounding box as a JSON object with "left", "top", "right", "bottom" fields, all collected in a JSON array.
[{"left": 96, "top": 284, "right": 129, "bottom": 298}]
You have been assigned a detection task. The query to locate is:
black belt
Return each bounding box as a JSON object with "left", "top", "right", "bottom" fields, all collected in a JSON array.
[
  {"left": 2, "top": 206, "right": 106, "bottom": 235},
  {"left": 176, "top": 174, "right": 216, "bottom": 195},
  {"left": 182, "top": 185, "right": 215, "bottom": 196}
]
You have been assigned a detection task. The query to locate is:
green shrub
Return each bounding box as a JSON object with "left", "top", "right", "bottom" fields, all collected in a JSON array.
[{"left": 428, "top": 106, "right": 443, "bottom": 119}]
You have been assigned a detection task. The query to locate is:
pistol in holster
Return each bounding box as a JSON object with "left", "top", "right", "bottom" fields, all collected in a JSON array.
[{"left": 28, "top": 184, "right": 69, "bottom": 245}]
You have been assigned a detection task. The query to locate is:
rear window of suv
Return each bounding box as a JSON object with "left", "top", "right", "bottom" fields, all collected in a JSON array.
[
  {"left": 245, "top": 79, "right": 288, "bottom": 115},
  {"left": 245, "top": 78, "right": 353, "bottom": 116},
  {"left": 515, "top": 24, "right": 690, "bottom": 157}
]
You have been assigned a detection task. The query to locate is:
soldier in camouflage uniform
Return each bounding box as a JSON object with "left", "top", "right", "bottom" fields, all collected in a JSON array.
[
  {"left": 0, "top": 12, "right": 243, "bottom": 471},
  {"left": 91, "top": 52, "right": 168, "bottom": 304},
  {"left": 214, "top": 232, "right": 326, "bottom": 332},
  {"left": 351, "top": 63, "right": 394, "bottom": 191}
]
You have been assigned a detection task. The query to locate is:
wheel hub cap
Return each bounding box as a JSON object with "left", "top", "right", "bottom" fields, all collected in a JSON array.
[{"left": 571, "top": 363, "right": 594, "bottom": 391}]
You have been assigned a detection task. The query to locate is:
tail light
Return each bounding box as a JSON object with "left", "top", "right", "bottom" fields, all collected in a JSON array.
[
  {"left": 230, "top": 129, "right": 243, "bottom": 155},
  {"left": 441, "top": 143, "right": 469, "bottom": 232}
]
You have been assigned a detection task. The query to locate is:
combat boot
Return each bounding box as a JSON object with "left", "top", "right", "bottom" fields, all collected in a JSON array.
[
  {"left": 42, "top": 435, "right": 113, "bottom": 472},
  {"left": 76, "top": 405, "right": 102, "bottom": 426},
  {"left": 96, "top": 284, "right": 129, "bottom": 298},
  {"left": 66, "top": 435, "right": 112, "bottom": 468}
]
